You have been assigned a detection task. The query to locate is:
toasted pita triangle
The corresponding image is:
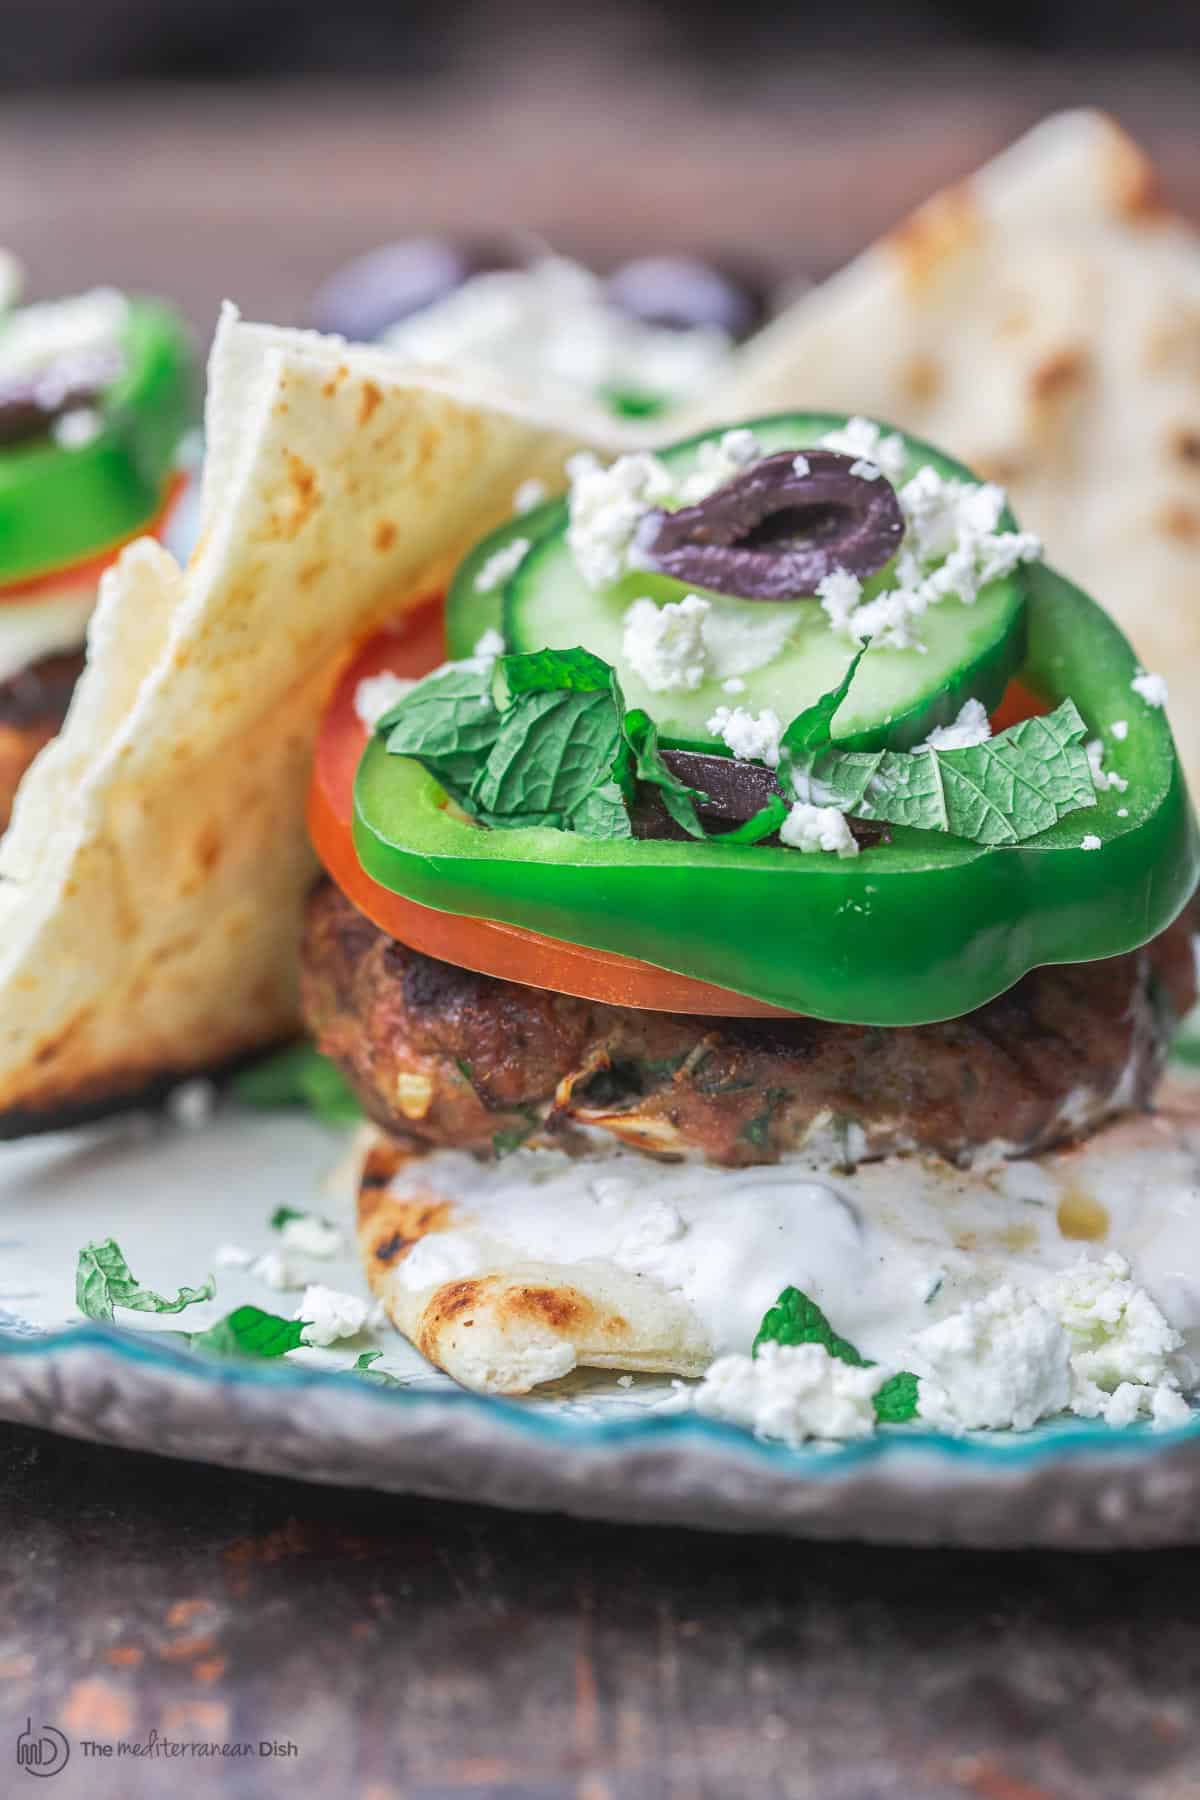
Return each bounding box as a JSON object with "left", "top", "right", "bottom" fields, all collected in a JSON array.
[
  {"left": 0, "top": 307, "right": 598, "bottom": 1127},
  {"left": 704, "top": 109, "right": 1200, "bottom": 795}
]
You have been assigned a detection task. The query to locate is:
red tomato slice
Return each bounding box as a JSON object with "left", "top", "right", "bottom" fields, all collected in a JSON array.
[
  {"left": 0, "top": 471, "right": 190, "bottom": 604},
  {"left": 308, "top": 604, "right": 795, "bottom": 1017}
]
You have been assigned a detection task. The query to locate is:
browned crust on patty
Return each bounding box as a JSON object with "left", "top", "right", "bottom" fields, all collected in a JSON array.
[{"left": 302, "top": 882, "right": 1197, "bottom": 1169}]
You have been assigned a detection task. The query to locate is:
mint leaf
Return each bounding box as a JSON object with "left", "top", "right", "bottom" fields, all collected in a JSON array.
[
  {"left": 270, "top": 1206, "right": 306, "bottom": 1232},
  {"left": 753, "top": 1285, "right": 922, "bottom": 1425},
  {"left": 379, "top": 662, "right": 501, "bottom": 801},
  {"left": 233, "top": 1045, "right": 362, "bottom": 1128},
  {"left": 623, "top": 709, "right": 707, "bottom": 839},
  {"left": 753, "top": 1285, "right": 869, "bottom": 1364},
  {"left": 473, "top": 687, "right": 623, "bottom": 820},
  {"left": 189, "top": 1306, "right": 308, "bottom": 1359},
  {"left": 351, "top": 1349, "right": 409, "bottom": 1390},
  {"left": 493, "top": 1121, "right": 536, "bottom": 1157},
  {"left": 495, "top": 646, "right": 614, "bottom": 701},
  {"left": 873, "top": 1370, "right": 921, "bottom": 1424},
  {"left": 786, "top": 698, "right": 1096, "bottom": 846},
  {"left": 76, "top": 1239, "right": 216, "bottom": 1324},
  {"left": 722, "top": 792, "right": 789, "bottom": 844},
  {"left": 777, "top": 646, "right": 869, "bottom": 773},
  {"left": 571, "top": 779, "right": 634, "bottom": 839}
]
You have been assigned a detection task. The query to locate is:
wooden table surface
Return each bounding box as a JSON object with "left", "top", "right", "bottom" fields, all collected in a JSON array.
[{"left": 3, "top": 74, "right": 1200, "bottom": 1798}]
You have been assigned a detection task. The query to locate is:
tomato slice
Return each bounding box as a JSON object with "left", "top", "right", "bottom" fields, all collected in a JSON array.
[
  {"left": 308, "top": 607, "right": 796, "bottom": 1017},
  {"left": 0, "top": 470, "right": 189, "bottom": 604}
]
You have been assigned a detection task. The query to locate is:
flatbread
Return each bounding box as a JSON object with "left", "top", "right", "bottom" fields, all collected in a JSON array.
[
  {"left": 703, "top": 108, "right": 1200, "bottom": 795},
  {"left": 355, "top": 1131, "right": 712, "bottom": 1393},
  {"left": 0, "top": 307, "right": 599, "bottom": 1128}
]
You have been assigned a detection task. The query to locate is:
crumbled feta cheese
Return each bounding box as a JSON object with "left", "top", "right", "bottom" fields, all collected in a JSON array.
[
  {"left": 354, "top": 671, "right": 417, "bottom": 730},
  {"left": 693, "top": 1341, "right": 886, "bottom": 1446},
  {"left": 911, "top": 1286, "right": 1072, "bottom": 1433},
  {"left": 566, "top": 449, "right": 673, "bottom": 587},
  {"left": 849, "top": 458, "right": 881, "bottom": 481},
  {"left": 791, "top": 454, "right": 810, "bottom": 478},
  {"left": 617, "top": 1373, "right": 635, "bottom": 1389},
  {"left": 474, "top": 536, "right": 530, "bottom": 594},
  {"left": 816, "top": 568, "right": 863, "bottom": 635},
  {"left": 919, "top": 698, "right": 992, "bottom": 752},
  {"left": 722, "top": 675, "right": 746, "bottom": 695},
  {"left": 623, "top": 595, "right": 710, "bottom": 693},
  {"left": 1152, "top": 1386, "right": 1193, "bottom": 1430},
  {"left": 513, "top": 477, "right": 548, "bottom": 513},
  {"left": 296, "top": 1284, "right": 370, "bottom": 1347},
  {"left": 1117, "top": 808, "right": 1129, "bottom": 819},
  {"left": 1041, "top": 1254, "right": 1183, "bottom": 1396},
  {"left": 779, "top": 801, "right": 859, "bottom": 858},
  {"left": 51, "top": 406, "right": 103, "bottom": 450},
  {"left": 214, "top": 1243, "right": 255, "bottom": 1269},
  {"left": 820, "top": 417, "right": 908, "bottom": 484},
  {"left": 706, "top": 704, "right": 784, "bottom": 768},
  {"left": 1086, "top": 738, "right": 1128, "bottom": 795},
  {"left": 0, "top": 287, "right": 128, "bottom": 384},
  {"left": 1081, "top": 834, "right": 1102, "bottom": 851},
  {"left": 677, "top": 429, "right": 763, "bottom": 505},
  {"left": 166, "top": 1078, "right": 216, "bottom": 1130},
  {"left": 1131, "top": 671, "right": 1169, "bottom": 708},
  {"left": 472, "top": 627, "right": 506, "bottom": 664},
  {"left": 251, "top": 1250, "right": 305, "bottom": 1293},
  {"left": 279, "top": 1214, "right": 344, "bottom": 1259},
  {"left": 1111, "top": 719, "right": 1129, "bottom": 741}
]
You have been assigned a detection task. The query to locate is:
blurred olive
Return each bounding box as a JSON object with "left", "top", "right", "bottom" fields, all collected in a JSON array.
[
  {"left": 604, "top": 254, "right": 770, "bottom": 341},
  {"left": 310, "top": 237, "right": 524, "bottom": 342}
]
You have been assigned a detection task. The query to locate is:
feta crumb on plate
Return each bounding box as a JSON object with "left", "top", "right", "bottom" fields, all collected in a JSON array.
[
  {"left": 694, "top": 1342, "right": 886, "bottom": 1446},
  {"left": 251, "top": 1249, "right": 305, "bottom": 1293},
  {"left": 214, "top": 1243, "right": 255, "bottom": 1270},
  {"left": 279, "top": 1214, "right": 344, "bottom": 1259},
  {"left": 166, "top": 1079, "right": 217, "bottom": 1130},
  {"left": 296, "top": 1284, "right": 370, "bottom": 1347}
]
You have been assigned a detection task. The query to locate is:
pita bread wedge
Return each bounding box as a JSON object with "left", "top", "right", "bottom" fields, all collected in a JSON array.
[
  {"left": 0, "top": 306, "right": 601, "bottom": 1131},
  {"left": 705, "top": 109, "right": 1200, "bottom": 794},
  {"left": 355, "top": 1130, "right": 713, "bottom": 1394}
]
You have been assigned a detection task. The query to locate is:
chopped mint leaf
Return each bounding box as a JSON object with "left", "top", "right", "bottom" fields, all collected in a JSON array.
[
  {"left": 351, "top": 1350, "right": 409, "bottom": 1390},
  {"left": 722, "top": 792, "right": 789, "bottom": 845},
  {"left": 270, "top": 1206, "right": 306, "bottom": 1232},
  {"left": 495, "top": 646, "right": 614, "bottom": 702},
  {"left": 753, "top": 1285, "right": 922, "bottom": 1425},
  {"left": 624, "top": 709, "right": 707, "bottom": 839},
  {"left": 189, "top": 1306, "right": 308, "bottom": 1359},
  {"left": 493, "top": 1121, "right": 535, "bottom": 1158},
  {"left": 787, "top": 698, "right": 1095, "bottom": 847},
  {"left": 873, "top": 1370, "right": 921, "bottom": 1424},
  {"left": 473, "top": 687, "right": 623, "bottom": 821},
  {"left": 379, "top": 661, "right": 502, "bottom": 802},
  {"left": 233, "top": 1045, "right": 362, "bottom": 1128},
  {"left": 754, "top": 1285, "right": 868, "bottom": 1365},
  {"left": 571, "top": 779, "right": 634, "bottom": 839},
  {"left": 76, "top": 1239, "right": 215, "bottom": 1324},
  {"left": 777, "top": 646, "right": 869, "bottom": 772}
]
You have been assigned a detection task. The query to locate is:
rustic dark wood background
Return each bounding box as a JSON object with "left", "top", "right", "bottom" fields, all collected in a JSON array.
[{"left": 3, "top": 74, "right": 1200, "bottom": 1799}]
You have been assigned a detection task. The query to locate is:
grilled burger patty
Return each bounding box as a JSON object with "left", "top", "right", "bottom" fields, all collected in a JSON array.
[
  {"left": 302, "top": 882, "right": 1196, "bottom": 1168},
  {"left": 0, "top": 649, "right": 84, "bottom": 831}
]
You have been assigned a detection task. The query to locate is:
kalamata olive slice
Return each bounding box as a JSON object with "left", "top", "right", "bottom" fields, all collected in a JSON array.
[
  {"left": 634, "top": 449, "right": 905, "bottom": 601},
  {"left": 632, "top": 747, "right": 888, "bottom": 845},
  {"left": 0, "top": 345, "right": 123, "bottom": 449},
  {"left": 310, "top": 238, "right": 525, "bottom": 342},
  {"left": 605, "top": 254, "right": 768, "bottom": 341}
]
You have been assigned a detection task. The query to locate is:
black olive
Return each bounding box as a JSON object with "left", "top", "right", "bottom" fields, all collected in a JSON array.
[
  {"left": 0, "top": 345, "right": 123, "bottom": 450},
  {"left": 635, "top": 449, "right": 905, "bottom": 601},
  {"left": 310, "top": 238, "right": 526, "bottom": 342},
  {"left": 604, "top": 254, "right": 769, "bottom": 342},
  {"left": 631, "top": 748, "right": 889, "bottom": 846}
]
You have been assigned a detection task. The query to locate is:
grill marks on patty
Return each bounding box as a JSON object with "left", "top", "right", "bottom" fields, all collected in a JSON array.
[
  {"left": 301, "top": 882, "right": 1196, "bottom": 1169},
  {"left": 0, "top": 649, "right": 85, "bottom": 831}
]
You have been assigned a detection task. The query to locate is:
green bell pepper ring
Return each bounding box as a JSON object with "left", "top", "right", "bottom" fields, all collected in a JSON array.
[
  {"left": 353, "top": 563, "right": 1198, "bottom": 1027},
  {"left": 0, "top": 299, "right": 194, "bottom": 587}
]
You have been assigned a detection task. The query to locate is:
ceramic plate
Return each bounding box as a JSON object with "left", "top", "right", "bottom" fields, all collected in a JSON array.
[{"left": 2, "top": 1100, "right": 1198, "bottom": 1548}]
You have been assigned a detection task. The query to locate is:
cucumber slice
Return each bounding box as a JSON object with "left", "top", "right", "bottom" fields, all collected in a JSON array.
[
  {"left": 502, "top": 413, "right": 1028, "bottom": 752},
  {"left": 445, "top": 497, "right": 563, "bottom": 660}
]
